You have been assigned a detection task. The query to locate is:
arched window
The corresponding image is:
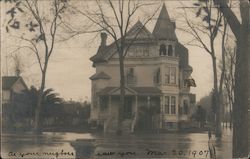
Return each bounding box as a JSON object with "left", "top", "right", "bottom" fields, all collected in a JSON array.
[
  {"left": 168, "top": 45, "right": 173, "bottom": 56},
  {"left": 159, "top": 44, "right": 166, "bottom": 56}
]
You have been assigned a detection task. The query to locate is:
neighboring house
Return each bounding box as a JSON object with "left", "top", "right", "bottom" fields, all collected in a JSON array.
[
  {"left": 89, "top": 4, "right": 196, "bottom": 133},
  {"left": 2, "top": 76, "right": 28, "bottom": 104},
  {"left": 2, "top": 76, "right": 29, "bottom": 129}
]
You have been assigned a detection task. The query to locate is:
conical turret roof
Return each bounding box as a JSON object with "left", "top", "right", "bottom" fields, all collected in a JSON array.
[{"left": 152, "top": 3, "right": 177, "bottom": 41}]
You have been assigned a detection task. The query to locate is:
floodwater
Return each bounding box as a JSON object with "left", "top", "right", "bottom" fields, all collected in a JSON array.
[{"left": 1, "top": 129, "right": 232, "bottom": 159}]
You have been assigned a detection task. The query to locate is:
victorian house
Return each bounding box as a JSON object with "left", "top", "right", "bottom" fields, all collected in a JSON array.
[{"left": 89, "top": 4, "right": 196, "bottom": 133}]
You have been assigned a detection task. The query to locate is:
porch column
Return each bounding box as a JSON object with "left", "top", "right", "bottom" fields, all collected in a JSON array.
[
  {"left": 97, "top": 96, "right": 100, "bottom": 125},
  {"left": 160, "top": 96, "right": 163, "bottom": 129},
  {"left": 135, "top": 95, "right": 138, "bottom": 116},
  {"left": 147, "top": 96, "right": 152, "bottom": 129},
  {"left": 147, "top": 96, "right": 151, "bottom": 108},
  {"left": 132, "top": 95, "right": 138, "bottom": 133},
  {"left": 109, "top": 95, "right": 112, "bottom": 115}
]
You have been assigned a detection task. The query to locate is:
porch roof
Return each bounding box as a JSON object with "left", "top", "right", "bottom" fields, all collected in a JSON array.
[{"left": 97, "top": 86, "right": 162, "bottom": 96}]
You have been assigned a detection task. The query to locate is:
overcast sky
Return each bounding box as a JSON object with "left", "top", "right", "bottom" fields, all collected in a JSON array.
[{"left": 1, "top": 0, "right": 239, "bottom": 102}]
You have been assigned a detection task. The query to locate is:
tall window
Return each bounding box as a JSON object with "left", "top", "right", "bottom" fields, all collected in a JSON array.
[
  {"left": 170, "top": 67, "right": 176, "bottom": 84},
  {"left": 165, "top": 67, "right": 176, "bottom": 85},
  {"left": 127, "top": 67, "right": 136, "bottom": 85},
  {"left": 165, "top": 67, "right": 170, "bottom": 84},
  {"left": 143, "top": 47, "right": 149, "bottom": 56},
  {"left": 165, "top": 96, "right": 176, "bottom": 114},
  {"left": 100, "top": 96, "right": 108, "bottom": 111},
  {"left": 183, "top": 100, "right": 189, "bottom": 114},
  {"left": 168, "top": 45, "right": 173, "bottom": 56},
  {"left": 164, "top": 96, "right": 170, "bottom": 114},
  {"left": 154, "top": 68, "right": 161, "bottom": 84},
  {"left": 171, "top": 96, "right": 176, "bottom": 114},
  {"left": 159, "top": 44, "right": 166, "bottom": 56}
]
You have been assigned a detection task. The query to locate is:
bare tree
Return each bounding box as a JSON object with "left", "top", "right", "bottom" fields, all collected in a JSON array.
[
  {"left": 224, "top": 45, "right": 236, "bottom": 129},
  {"left": 179, "top": 0, "right": 223, "bottom": 137},
  {"left": 69, "top": 0, "right": 160, "bottom": 135},
  {"left": 10, "top": 53, "right": 23, "bottom": 76},
  {"left": 218, "top": 18, "right": 235, "bottom": 129},
  {"left": 3, "top": 0, "right": 70, "bottom": 133},
  {"left": 213, "top": 0, "right": 249, "bottom": 157}
]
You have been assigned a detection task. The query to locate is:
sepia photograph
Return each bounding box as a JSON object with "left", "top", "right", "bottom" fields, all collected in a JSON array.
[{"left": 0, "top": 0, "right": 249, "bottom": 158}]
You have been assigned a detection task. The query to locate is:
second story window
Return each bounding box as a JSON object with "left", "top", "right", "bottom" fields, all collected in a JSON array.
[
  {"left": 159, "top": 44, "right": 166, "bottom": 56},
  {"left": 126, "top": 67, "right": 136, "bottom": 85},
  {"left": 183, "top": 100, "right": 189, "bottom": 114},
  {"left": 165, "top": 67, "right": 177, "bottom": 85},
  {"left": 168, "top": 45, "right": 173, "bottom": 56},
  {"left": 154, "top": 68, "right": 161, "bottom": 84},
  {"left": 170, "top": 67, "right": 176, "bottom": 84},
  {"left": 164, "top": 96, "right": 170, "bottom": 114}
]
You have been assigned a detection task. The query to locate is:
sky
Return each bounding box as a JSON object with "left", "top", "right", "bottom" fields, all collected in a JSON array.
[{"left": 1, "top": 0, "right": 239, "bottom": 102}]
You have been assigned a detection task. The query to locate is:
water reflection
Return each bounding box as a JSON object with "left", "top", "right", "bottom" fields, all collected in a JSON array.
[
  {"left": 2, "top": 129, "right": 232, "bottom": 159},
  {"left": 2, "top": 132, "right": 94, "bottom": 158}
]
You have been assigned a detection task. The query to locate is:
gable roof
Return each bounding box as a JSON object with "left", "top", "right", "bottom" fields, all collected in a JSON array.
[
  {"left": 90, "top": 21, "right": 155, "bottom": 65},
  {"left": 126, "top": 20, "right": 155, "bottom": 40},
  {"left": 90, "top": 71, "right": 111, "bottom": 80},
  {"left": 152, "top": 3, "right": 177, "bottom": 40},
  {"left": 2, "top": 76, "right": 28, "bottom": 90}
]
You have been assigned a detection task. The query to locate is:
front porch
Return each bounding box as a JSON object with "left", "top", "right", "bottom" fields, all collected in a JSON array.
[{"left": 96, "top": 87, "right": 162, "bottom": 133}]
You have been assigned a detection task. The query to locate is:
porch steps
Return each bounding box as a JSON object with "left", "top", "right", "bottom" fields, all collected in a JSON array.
[
  {"left": 106, "top": 118, "right": 118, "bottom": 133},
  {"left": 122, "top": 119, "right": 132, "bottom": 133}
]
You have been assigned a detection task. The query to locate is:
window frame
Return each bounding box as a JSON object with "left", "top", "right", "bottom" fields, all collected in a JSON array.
[
  {"left": 164, "top": 96, "right": 170, "bottom": 114},
  {"left": 159, "top": 44, "right": 167, "bottom": 56},
  {"left": 168, "top": 45, "right": 173, "bottom": 56},
  {"left": 171, "top": 96, "right": 176, "bottom": 114},
  {"left": 164, "top": 67, "right": 177, "bottom": 85},
  {"left": 183, "top": 99, "right": 189, "bottom": 114}
]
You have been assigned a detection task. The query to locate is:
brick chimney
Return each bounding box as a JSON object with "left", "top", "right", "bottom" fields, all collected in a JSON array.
[{"left": 100, "top": 32, "right": 107, "bottom": 46}]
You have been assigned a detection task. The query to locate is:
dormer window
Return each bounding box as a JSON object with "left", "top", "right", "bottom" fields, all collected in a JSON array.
[
  {"left": 168, "top": 45, "right": 173, "bottom": 56},
  {"left": 159, "top": 44, "right": 166, "bottom": 56}
]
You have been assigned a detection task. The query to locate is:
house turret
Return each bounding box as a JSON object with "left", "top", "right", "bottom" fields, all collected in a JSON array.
[{"left": 153, "top": 3, "right": 177, "bottom": 57}]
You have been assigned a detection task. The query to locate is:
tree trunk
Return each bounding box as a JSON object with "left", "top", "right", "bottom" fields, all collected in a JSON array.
[
  {"left": 34, "top": 74, "right": 45, "bottom": 133},
  {"left": 211, "top": 55, "right": 222, "bottom": 137},
  {"left": 117, "top": 51, "right": 125, "bottom": 135},
  {"left": 34, "top": 61, "right": 48, "bottom": 133},
  {"left": 232, "top": 25, "right": 249, "bottom": 158},
  {"left": 213, "top": 1, "right": 249, "bottom": 156}
]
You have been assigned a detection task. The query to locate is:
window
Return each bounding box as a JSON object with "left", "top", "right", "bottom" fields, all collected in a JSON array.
[
  {"left": 165, "top": 96, "right": 177, "bottom": 114},
  {"left": 165, "top": 67, "right": 176, "bottom": 85},
  {"left": 128, "top": 68, "right": 134, "bottom": 76},
  {"left": 159, "top": 44, "right": 166, "bottom": 56},
  {"left": 164, "top": 96, "right": 170, "bottom": 114},
  {"left": 127, "top": 67, "right": 136, "bottom": 85},
  {"left": 154, "top": 68, "right": 161, "bottom": 84},
  {"left": 100, "top": 96, "right": 108, "bottom": 111},
  {"left": 179, "top": 106, "right": 183, "bottom": 115},
  {"left": 171, "top": 96, "right": 176, "bottom": 114},
  {"left": 165, "top": 67, "right": 170, "bottom": 84},
  {"left": 168, "top": 45, "right": 173, "bottom": 56},
  {"left": 183, "top": 100, "right": 189, "bottom": 114},
  {"left": 170, "top": 67, "right": 176, "bottom": 84},
  {"left": 143, "top": 47, "right": 149, "bottom": 56}
]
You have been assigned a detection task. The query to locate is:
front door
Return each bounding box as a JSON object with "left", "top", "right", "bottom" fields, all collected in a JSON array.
[{"left": 124, "top": 97, "right": 132, "bottom": 119}]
